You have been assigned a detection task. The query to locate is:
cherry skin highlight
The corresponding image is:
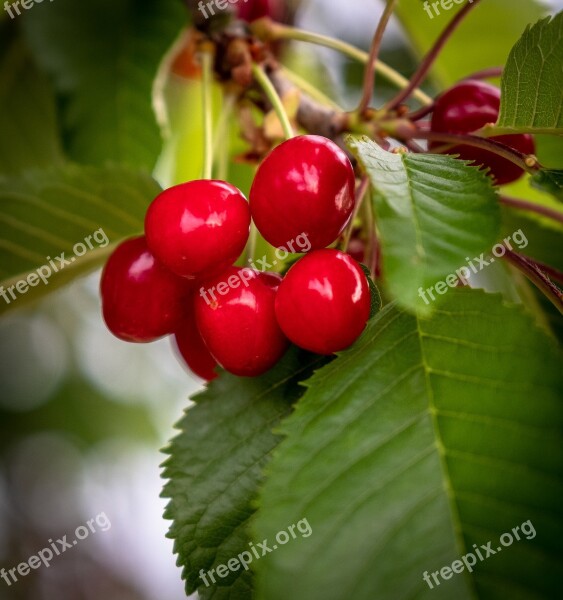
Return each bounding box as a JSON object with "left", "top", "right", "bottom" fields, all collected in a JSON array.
[
  {"left": 100, "top": 236, "right": 191, "bottom": 343},
  {"left": 275, "top": 249, "right": 371, "bottom": 355},
  {"left": 195, "top": 268, "right": 289, "bottom": 377},
  {"left": 249, "top": 135, "right": 356, "bottom": 250},
  {"left": 430, "top": 80, "right": 535, "bottom": 186},
  {"left": 145, "top": 180, "right": 251, "bottom": 280},
  {"left": 173, "top": 295, "right": 218, "bottom": 382}
]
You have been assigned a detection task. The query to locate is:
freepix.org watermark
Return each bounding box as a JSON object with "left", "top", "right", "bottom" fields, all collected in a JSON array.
[
  {"left": 422, "top": 519, "right": 536, "bottom": 589},
  {"left": 199, "top": 518, "right": 312, "bottom": 587},
  {"left": 199, "top": 232, "right": 311, "bottom": 306},
  {"left": 1, "top": 512, "right": 111, "bottom": 587},
  {"left": 0, "top": 228, "right": 109, "bottom": 306},
  {"left": 422, "top": 0, "right": 476, "bottom": 20},
  {"left": 418, "top": 229, "right": 528, "bottom": 306},
  {"left": 3, "top": 0, "right": 54, "bottom": 20},
  {"left": 197, "top": 0, "right": 246, "bottom": 20}
]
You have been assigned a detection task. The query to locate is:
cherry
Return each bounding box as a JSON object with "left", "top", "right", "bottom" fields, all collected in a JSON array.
[
  {"left": 275, "top": 249, "right": 371, "bottom": 355},
  {"left": 173, "top": 295, "right": 218, "bottom": 382},
  {"left": 194, "top": 267, "right": 289, "bottom": 377},
  {"left": 145, "top": 180, "right": 251, "bottom": 280},
  {"left": 237, "top": 0, "right": 283, "bottom": 22},
  {"left": 100, "top": 236, "right": 191, "bottom": 343},
  {"left": 249, "top": 135, "right": 356, "bottom": 250},
  {"left": 430, "top": 81, "right": 535, "bottom": 186}
]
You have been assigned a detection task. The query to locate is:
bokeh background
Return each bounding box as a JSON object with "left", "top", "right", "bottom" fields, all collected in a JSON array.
[{"left": 1, "top": 0, "right": 561, "bottom": 598}]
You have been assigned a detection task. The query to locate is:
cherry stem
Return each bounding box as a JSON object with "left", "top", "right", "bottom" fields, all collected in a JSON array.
[
  {"left": 200, "top": 48, "right": 214, "bottom": 180},
  {"left": 526, "top": 259, "right": 563, "bottom": 286},
  {"left": 358, "top": 0, "right": 399, "bottom": 116},
  {"left": 366, "top": 193, "right": 380, "bottom": 277},
  {"left": 461, "top": 66, "right": 504, "bottom": 81},
  {"left": 404, "top": 128, "right": 541, "bottom": 174},
  {"left": 251, "top": 62, "right": 295, "bottom": 140},
  {"left": 385, "top": 0, "right": 482, "bottom": 110},
  {"left": 500, "top": 196, "right": 563, "bottom": 226},
  {"left": 503, "top": 249, "right": 563, "bottom": 315},
  {"left": 406, "top": 103, "right": 435, "bottom": 122},
  {"left": 252, "top": 20, "right": 432, "bottom": 106},
  {"left": 342, "top": 176, "right": 370, "bottom": 251},
  {"left": 280, "top": 66, "right": 343, "bottom": 111},
  {"left": 214, "top": 93, "right": 236, "bottom": 181}
]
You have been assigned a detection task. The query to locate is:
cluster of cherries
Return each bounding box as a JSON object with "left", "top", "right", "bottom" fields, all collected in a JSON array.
[
  {"left": 100, "top": 77, "right": 534, "bottom": 381},
  {"left": 101, "top": 135, "right": 371, "bottom": 380},
  {"left": 429, "top": 80, "right": 535, "bottom": 185}
]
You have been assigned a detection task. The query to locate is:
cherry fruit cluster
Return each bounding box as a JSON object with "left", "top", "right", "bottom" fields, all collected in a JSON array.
[{"left": 100, "top": 135, "right": 372, "bottom": 380}]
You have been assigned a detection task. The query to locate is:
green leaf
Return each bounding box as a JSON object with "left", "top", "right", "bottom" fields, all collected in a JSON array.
[
  {"left": 531, "top": 169, "right": 563, "bottom": 201},
  {"left": 161, "top": 348, "right": 326, "bottom": 599},
  {"left": 21, "top": 0, "right": 185, "bottom": 170},
  {"left": 347, "top": 137, "right": 500, "bottom": 313},
  {"left": 255, "top": 289, "right": 563, "bottom": 600},
  {"left": 497, "top": 12, "right": 563, "bottom": 134},
  {"left": 360, "top": 263, "right": 383, "bottom": 318},
  {"left": 0, "top": 164, "right": 160, "bottom": 314},
  {"left": 395, "top": 0, "right": 546, "bottom": 90},
  {"left": 0, "top": 25, "right": 63, "bottom": 175}
]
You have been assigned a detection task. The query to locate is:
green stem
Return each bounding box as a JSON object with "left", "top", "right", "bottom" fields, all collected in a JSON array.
[
  {"left": 253, "top": 21, "right": 432, "bottom": 106},
  {"left": 358, "top": 0, "right": 399, "bottom": 115},
  {"left": 280, "top": 66, "right": 343, "bottom": 111},
  {"left": 201, "top": 49, "right": 214, "bottom": 180},
  {"left": 252, "top": 63, "right": 295, "bottom": 140},
  {"left": 214, "top": 93, "right": 236, "bottom": 181},
  {"left": 342, "top": 176, "right": 370, "bottom": 251}
]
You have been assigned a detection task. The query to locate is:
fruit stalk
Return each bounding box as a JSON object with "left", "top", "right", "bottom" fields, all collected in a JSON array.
[
  {"left": 385, "top": 0, "right": 483, "bottom": 110},
  {"left": 357, "top": 0, "right": 400, "bottom": 116},
  {"left": 503, "top": 249, "right": 563, "bottom": 315}
]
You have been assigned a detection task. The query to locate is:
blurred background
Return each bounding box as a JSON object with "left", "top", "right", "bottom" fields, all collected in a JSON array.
[{"left": 0, "top": 0, "right": 561, "bottom": 598}]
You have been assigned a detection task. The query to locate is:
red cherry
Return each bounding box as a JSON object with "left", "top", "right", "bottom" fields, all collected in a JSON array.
[
  {"left": 275, "top": 249, "right": 371, "bottom": 355},
  {"left": 194, "top": 267, "right": 289, "bottom": 377},
  {"left": 145, "top": 180, "right": 251, "bottom": 280},
  {"left": 237, "top": 0, "right": 282, "bottom": 22},
  {"left": 430, "top": 81, "right": 535, "bottom": 186},
  {"left": 173, "top": 296, "right": 218, "bottom": 382},
  {"left": 100, "top": 236, "right": 191, "bottom": 343},
  {"left": 250, "top": 135, "right": 356, "bottom": 250}
]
